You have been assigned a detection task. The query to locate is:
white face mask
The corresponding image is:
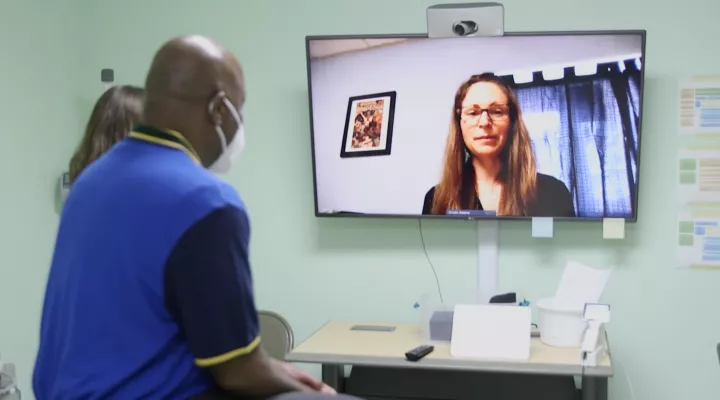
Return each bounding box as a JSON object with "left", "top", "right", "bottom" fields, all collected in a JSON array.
[{"left": 209, "top": 96, "right": 245, "bottom": 174}]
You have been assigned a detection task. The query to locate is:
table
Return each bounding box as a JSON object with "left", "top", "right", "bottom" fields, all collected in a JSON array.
[{"left": 287, "top": 321, "right": 613, "bottom": 400}]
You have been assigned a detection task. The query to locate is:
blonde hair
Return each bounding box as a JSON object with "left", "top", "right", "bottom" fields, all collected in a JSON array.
[{"left": 69, "top": 86, "right": 144, "bottom": 183}]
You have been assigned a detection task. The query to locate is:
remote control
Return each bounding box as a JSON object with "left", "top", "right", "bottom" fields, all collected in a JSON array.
[{"left": 405, "top": 345, "right": 434, "bottom": 361}]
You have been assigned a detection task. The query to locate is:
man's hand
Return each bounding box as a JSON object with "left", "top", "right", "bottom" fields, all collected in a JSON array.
[{"left": 278, "top": 361, "right": 337, "bottom": 394}]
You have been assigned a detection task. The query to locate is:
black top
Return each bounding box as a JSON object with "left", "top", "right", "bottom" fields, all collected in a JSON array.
[{"left": 422, "top": 173, "right": 576, "bottom": 217}]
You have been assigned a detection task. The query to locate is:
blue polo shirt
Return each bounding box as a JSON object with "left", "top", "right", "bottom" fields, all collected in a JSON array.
[{"left": 33, "top": 126, "right": 260, "bottom": 399}]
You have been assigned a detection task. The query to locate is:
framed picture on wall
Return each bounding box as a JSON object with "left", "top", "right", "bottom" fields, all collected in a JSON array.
[{"left": 340, "top": 91, "right": 397, "bottom": 158}]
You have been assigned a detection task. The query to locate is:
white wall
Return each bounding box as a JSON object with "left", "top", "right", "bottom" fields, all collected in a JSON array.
[{"left": 310, "top": 34, "right": 643, "bottom": 215}]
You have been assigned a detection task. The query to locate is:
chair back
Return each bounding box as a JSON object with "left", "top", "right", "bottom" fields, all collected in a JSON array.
[{"left": 258, "top": 310, "right": 294, "bottom": 360}]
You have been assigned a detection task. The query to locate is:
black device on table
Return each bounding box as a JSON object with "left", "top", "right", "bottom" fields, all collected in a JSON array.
[{"left": 405, "top": 345, "right": 434, "bottom": 362}]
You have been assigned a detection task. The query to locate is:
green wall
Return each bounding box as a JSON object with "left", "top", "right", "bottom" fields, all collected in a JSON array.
[
  {"left": 2, "top": 0, "right": 720, "bottom": 398},
  {"left": 0, "top": 0, "right": 82, "bottom": 397}
]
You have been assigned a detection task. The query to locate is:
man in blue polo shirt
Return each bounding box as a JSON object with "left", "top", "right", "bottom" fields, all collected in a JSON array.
[{"left": 33, "top": 35, "right": 337, "bottom": 399}]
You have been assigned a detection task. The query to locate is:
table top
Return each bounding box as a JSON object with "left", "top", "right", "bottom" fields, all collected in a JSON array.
[{"left": 287, "top": 321, "right": 613, "bottom": 377}]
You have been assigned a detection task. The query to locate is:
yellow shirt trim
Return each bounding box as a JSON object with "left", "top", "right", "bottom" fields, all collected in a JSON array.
[
  {"left": 128, "top": 130, "right": 201, "bottom": 165},
  {"left": 194, "top": 336, "right": 262, "bottom": 367}
]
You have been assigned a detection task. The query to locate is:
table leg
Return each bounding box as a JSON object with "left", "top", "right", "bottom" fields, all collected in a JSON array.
[
  {"left": 321, "top": 364, "right": 344, "bottom": 392},
  {"left": 581, "top": 376, "right": 608, "bottom": 400}
]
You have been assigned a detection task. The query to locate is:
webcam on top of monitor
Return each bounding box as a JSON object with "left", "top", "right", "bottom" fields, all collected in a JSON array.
[
  {"left": 452, "top": 21, "right": 479, "bottom": 36},
  {"left": 427, "top": 2, "right": 504, "bottom": 38}
]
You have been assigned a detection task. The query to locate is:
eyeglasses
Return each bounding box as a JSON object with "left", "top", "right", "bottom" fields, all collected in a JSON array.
[{"left": 459, "top": 104, "right": 510, "bottom": 124}]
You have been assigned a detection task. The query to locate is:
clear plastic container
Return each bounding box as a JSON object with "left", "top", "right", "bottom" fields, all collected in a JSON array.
[
  {"left": 536, "top": 297, "right": 587, "bottom": 347},
  {"left": 0, "top": 359, "right": 20, "bottom": 400}
]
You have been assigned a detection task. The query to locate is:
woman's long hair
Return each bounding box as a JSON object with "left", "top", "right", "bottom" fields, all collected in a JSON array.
[
  {"left": 431, "top": 73, "right": 537, "bottom": 216},
  {"left": 68, "top": 85, "right": 145, "bottom": 183}
]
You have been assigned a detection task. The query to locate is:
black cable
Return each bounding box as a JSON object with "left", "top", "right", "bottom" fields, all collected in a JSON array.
[{"left": 418, "top": 219, "right": 445, "bottom": 306}]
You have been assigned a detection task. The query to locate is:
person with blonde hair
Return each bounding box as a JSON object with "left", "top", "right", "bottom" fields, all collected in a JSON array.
[
  {"left": 68, "top": 85, "right": 144, "bottom": 183},
  {"left": 422, "top": 73, "right": 575, "bottom": 217}
]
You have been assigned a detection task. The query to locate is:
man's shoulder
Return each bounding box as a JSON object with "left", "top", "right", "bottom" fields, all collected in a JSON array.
[
  {"left": 155, "top": 168, "right": 245, "bottom": 226},
  {"left": 120, "top": 142, "right": 244, "bottom": 208},
  {"left": 185, "top": 177, "right": 245, "bottom": 213},
  {"left": 71, "top": 146, "right": 245, "bottom": 228}
]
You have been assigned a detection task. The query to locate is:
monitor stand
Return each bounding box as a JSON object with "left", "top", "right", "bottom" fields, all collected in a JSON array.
[
  {"left": 476, "top": 221, "right": 499, "bottom": 303},
  {"left": 426, "top": 3, "right": 505, "bottom": 304}
]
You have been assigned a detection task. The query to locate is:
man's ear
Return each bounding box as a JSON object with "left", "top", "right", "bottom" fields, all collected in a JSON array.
[{"left": 207, "top": 91, "right": 226, "bottom": 125}]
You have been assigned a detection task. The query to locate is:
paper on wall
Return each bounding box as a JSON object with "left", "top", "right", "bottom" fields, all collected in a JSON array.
[
  {"left": 531, "top": 217, "right": 553, "bottom": 238},
  {"left": 677, "top": 208, "right": 720, "bottom": 269},
  {"left": 602, "top": 218, "right": 625, "bottom": 239},
  {"left": 677, "top": 146, "right": 720, "bottom": 204},
  {"left": 677, "top": 76, "right": 720, "bottom": 269},
  {"left": 679, "top": 76, "right": 720, "bottom": 136}
]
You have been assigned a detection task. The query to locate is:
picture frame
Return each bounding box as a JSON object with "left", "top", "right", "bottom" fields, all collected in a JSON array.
[{"left": 340, "top": 91, "right": 397, "bottom": 158}]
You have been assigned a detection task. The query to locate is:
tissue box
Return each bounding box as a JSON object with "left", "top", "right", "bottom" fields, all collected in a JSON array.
[{"left": 429, "top": 310, "right": 454, "bottom": 341}]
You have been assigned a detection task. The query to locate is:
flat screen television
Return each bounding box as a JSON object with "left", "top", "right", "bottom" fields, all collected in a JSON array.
[{"left": 305, "top": 31, "right": 646, "bottom": 221}]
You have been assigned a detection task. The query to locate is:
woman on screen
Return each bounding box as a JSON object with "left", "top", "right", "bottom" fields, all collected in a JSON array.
[{"left": 421, "top": 73, "right": 575, "bottom": 217}]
